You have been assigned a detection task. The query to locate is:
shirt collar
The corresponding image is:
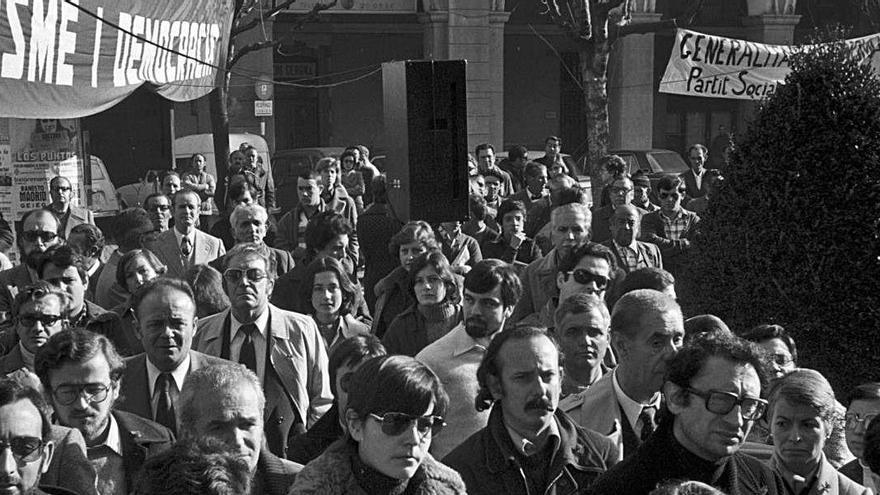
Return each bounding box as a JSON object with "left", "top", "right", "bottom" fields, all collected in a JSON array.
[
  {"left": 612, "top": 238, "right": 638, "bottom": 252},
  {"left": 231, "top": 309, "right": 270, "bottom": 339},
  {"left": 173, "top": 228, "right": 195, "bottom": 245},
  {"left": 660, "top": 208, "right": 684, "bottom": 221},
  {"left": 146, "top": 352, "right": 191, "bottom": 397},
  {"left": 96, "top": 414, "right": 123, "bottom": 457},
  {"left": 612, "top": 368, "right": 661, "bottom": 429},
  {"left": 504, "top": 414, "right": 560, "bottom": 457},
  {"left": 449, "top": 323, "right": 487, "bottom": 358}
]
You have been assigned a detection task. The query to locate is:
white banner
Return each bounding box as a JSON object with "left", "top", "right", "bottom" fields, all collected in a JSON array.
[{"left": 659, "top": 29, "right": 880, "bottom": 100}]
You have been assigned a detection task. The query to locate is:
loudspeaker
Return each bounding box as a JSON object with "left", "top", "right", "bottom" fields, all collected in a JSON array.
[{"left": 382, "top": 60, "right": 468, "bottom": 224}]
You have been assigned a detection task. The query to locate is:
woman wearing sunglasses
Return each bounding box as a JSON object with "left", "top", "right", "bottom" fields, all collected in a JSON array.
[
  {"left": 289, "top": 355, "right": 465, "bottom": 494},
  {"left": 768, "top": 369, "right": 869, "bottom": 495}
]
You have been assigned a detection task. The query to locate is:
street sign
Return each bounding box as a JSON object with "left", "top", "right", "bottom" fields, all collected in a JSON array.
[
  {"left": 254, "top": 100, "right": 273, "bottom": 117},
  {"left": 254, "top": 78, "right": 273, "bottom": 100}
]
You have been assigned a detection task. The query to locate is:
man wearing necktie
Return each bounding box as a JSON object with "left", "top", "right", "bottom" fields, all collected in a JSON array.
[
  {"left": 116, "top": 278, "right": 227, "bottom": 435},
  {"left": 192, "top": 242, "right": 332, "bottom": 459},
  {"left": 151, "top": 190, "right": 225, "bottom": 279}
]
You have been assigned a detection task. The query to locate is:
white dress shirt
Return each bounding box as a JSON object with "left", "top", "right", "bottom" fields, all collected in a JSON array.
[{"left": 229, "top": 310, "right": 270, "bottom": 382}]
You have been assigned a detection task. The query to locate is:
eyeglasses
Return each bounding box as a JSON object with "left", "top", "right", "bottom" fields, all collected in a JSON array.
[
  {"left": 685, "top": 387, "right": 767, "bottom": 420},
  {"left": 52, "top": 383, "right": 114, "bottom": 406},
  {"left": 368, "top": 412, "right": 446, "bottom": 438},
  {"left": 0, "top": 437, "right": 44, "bottom": 463},
  {"left": 21, "top": 231, "right": 57, "bottom": 243},
  {"left": 564, "top": 269, "right": 609, "bottom": 290},
  {"left": 223, "top": 268, "right": 268, "bottom": 284},
  {"left": 18, "top": 314, "right": 64, "bottom": 328},
  {"left": 52, "top": 186, "right": 71, "bottom": 192},
  {"left": 610, "top": 186, "right": 633, "bottom": 195},
  {"left": 845, "top": 412, "right": 879, "bottom": 431},
  {"left": 771, "top": 354, "right": 794, "bottom": 367},
  {"left": 658, "top": 192, "right": 682, "bottom": 200},
  {"left": 147, "top": 204, "right": 170, "bottom": 212}
]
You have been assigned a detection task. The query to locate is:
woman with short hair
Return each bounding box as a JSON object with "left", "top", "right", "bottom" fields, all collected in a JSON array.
[
  {"left": 289, "top": 355, "right": 465, "bottom": 494},
  {"left": 111, "top": 249, "right": 166, "bottom": 356}
]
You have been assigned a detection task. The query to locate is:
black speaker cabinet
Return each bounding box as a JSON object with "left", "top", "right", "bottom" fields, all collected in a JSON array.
[{"left": 382, "top": 60, "right": 468, "bottom": 224}]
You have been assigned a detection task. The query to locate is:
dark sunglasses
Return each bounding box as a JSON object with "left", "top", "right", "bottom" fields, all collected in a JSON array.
[
  {"left": 52, "top": 186, "right": 71, "bottom": 192},
  {"left": 223, "top": 268, "right": 268, "bottom": 284},
  {"left": 21, "top": 231, "right": 57, "bottom": 243},
  {"left": 0, "top": 436, "right": 44, "bottom": 463},
  {"left": 685, "top": 387, "right": 767, "bottom": 421},
  {"left": 368, "top": 412, "right": 446, "bottom": 438},
  {"left": 18, "top": 314, "right": 64, "bottom": 328},
  {"left": 565, "top": 269, "right": 609, "bottom": 289}
]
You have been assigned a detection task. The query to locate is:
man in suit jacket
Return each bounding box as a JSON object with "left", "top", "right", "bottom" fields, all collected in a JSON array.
[
  {"left": 116, "top": 278, "right": 229, "bottom": 435},
  {"left": 35, "top": 328, "right": 174, "bottom": 494},
  {"left": 562, "top": 290, "right": 684, "bottom": 461},
  {"left": 0, "top": 209, "right": 63, "bottom": 331},
  {"left": 509, "top": 161, "right": 549, "bottom": 212},
  {"left": 151, "top": 189, "right": 225, "bottom": 279},
  {"left": 210, "top": 203, "right": 294, "bottom": 277},
  {"left": 602, "top": 204, "right": 663, "bottom": 274},
  {"left": 179, "top": 362, "right": 302, "bottom": 493},
  {"left": 193, "top": 242, "right": 332, "bottom": 459},
  {"left": 679, "top": 143, "right": 711, "bottom": 200},
  {"left": 46, "top": 176, "right": 95, "bottom": 239}
]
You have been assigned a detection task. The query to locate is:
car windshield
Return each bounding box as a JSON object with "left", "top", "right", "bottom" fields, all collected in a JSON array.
[{"left": 648, "top": 151, "right": 689, "bottom": 174}]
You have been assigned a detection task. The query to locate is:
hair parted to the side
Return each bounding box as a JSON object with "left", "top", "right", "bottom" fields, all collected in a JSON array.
[
  {"left": 328, "top": 335, "right": 386, "bottom": 397},
  {"left": 116, "top": 248, "right": 167, "bottom": 291},
  {"left": 35, "top": 329, "right": 125, "bottom": 392},
  {"left": 408, "top": 251, "right": 461, "bottom": 305},
  {"left": 463, "top": 259, "right": 522, "bottom": 309},
  {"left": 767, "top": 368, "right": 838, "bottom": 424},
  {"left": 178, "top": 363, "right": 265, "bottom": 435},
  {"left": 345, "top": 355, "right": 448, "bottom": 421}
]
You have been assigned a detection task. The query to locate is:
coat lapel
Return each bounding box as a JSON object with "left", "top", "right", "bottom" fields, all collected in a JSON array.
[{"left": 127, "top": 355, "right": 152, "bottom": 420}]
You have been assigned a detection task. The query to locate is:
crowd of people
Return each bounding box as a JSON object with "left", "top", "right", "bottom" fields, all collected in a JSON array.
[{"left": 0, "top": 138, "right": 876, "bottom": 495}]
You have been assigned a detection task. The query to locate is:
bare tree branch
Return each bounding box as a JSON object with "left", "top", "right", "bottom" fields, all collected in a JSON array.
[{"left": 233, "top": 0, "right": 302, "bottom": 37}]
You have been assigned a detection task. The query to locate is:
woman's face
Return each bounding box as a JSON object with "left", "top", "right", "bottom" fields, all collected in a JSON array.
[
  {"left": 125, "top": 256, "right": 158, "bottom": 293},
  {"left": 771, "top": 398, "right": 828, "bottom": 476},
  {"left": 399, "top": 241, "right": 427, "bottom": 272},
  {"left": 321, "top": 167, "right": 339, "bottom": 190},
  {"left": 350, "top": 402, "right": 435, "bottom": 480},
  {"left": 311, "top": 271, "right": 343, "bottom": 318},
  {"left": 414, "top": 265, "right": 446, "bottom": 306}
]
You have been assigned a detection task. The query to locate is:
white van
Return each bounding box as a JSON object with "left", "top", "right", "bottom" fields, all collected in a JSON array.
[{"left": 173, "top": 133, "right": 272, "bottom": 182}]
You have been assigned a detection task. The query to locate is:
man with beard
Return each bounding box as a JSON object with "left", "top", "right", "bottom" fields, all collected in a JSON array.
[
  {"left": 0, "top": 210, "right": 62, "bottom": 331},
  {"left": 444, "top": 326, "right": 617, "bottom": 494},
  {"left": 116, "top": 278, "right": 227, "bottom": 435},
  {"left": 416, "top": 259, "right": 522, "bottom": 459},
  {"left": 151, "top": 190, "right": 225, "bottom": 279},
  {"left": 46, "top": 176, "right": 94, "bottom": 240},
  {"left": 562, "top": 289, "right": 684, "bottom": 460},
  {"left": 510, "top": 202, "right": 592, "bottom": 325},
  {"left": 0, "top": 378, "right": 58, "bottom": 495},
  {"left": 35, "top": 329, "right": 174, "bottom": 494}
]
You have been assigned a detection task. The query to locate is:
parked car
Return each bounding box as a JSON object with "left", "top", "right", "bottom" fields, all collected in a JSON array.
[
  {"left": 272, "top": 147, "right": 346, "bottom": 214},
  {"left": 88, "top": 156, "right": 121, "bottom": 217},
  {"left": 608, "top": 149, "right": 690, "bottom": 190},
  {"left": 115, "top": 170, "right": 162, "bottom": 209}
]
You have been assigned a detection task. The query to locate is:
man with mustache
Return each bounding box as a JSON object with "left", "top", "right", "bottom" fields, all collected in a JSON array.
[
  {"left": 416, "top": 259, "right": 522, "bottom": 460},
  {"left": 562, "top": 289, "right": 684, "bottom": 460},
  {"left": 444, "top": 326, "right": 618, "bottom": 494},
  {"left": 588, "top": 333, "right": 785, "bottom": 495}
]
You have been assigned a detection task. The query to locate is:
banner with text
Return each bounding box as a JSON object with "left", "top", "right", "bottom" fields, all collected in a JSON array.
[
  {"left": 0, "top": 0, "right": 234, "bottom": 118},
  {"left": 659, "top": 29, "right": 880, "bottom": 100}
]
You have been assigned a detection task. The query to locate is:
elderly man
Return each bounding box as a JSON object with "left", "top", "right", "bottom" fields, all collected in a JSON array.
[
  {"left": 680, "top": 143, "right": 710, "bottom": 199},
  {"left": 563, "top": 289, "right": 684, "bottom": 460},
  {"left": 178, "top": 363, "right": 301, "bottom": 494},
  {"left": 591, "top": 174, "right": 647, "bottom": 244},
  {"left": 588, "top": 333, "right": 785, "bottom": 494},
  {"left": 555, "top": 293, "right": 612, "bottom": 398},
  {"left": 116, "top": 278, "right": 228, "bottom": 434},
  {"left": 151, "top": 190, "right": 226, "bottom": 279},
  {"left": 193, "top": 242, "right": 332, "bottom": 459},
  {"left": 0, "top": 378, "right": 59, "bottom": 495},
  {"left": 0, "top": 209, "right": 63, "bottom": 329},
  {"left": 444, "top": 326, "right": 617, "bottom": 494},
  {"left": 210, "top": 203, "right": 294, "bottom": 277},
  {"left": 416, "top": 259, "right": 522, "bottom": 460},
  {"left": 46, "top": 176, "right": 95, "bottom": 239},
  {"left": 35, "top": 329, "right": 174, "bottom": 494},
  {"left": 1, "top": 283, "right": 69, "bottom": 382},
  {"left": 143, "top": 193, "right": 172, "bottom": 233},
  {"left": 640, "top": 176, "right": 700, "bottom": 277},
  {"left": 602, "top": 204, "right": 663, "bottom": 274},
  {"left": 511, "top": 202, "right": 592, "bottom": 325}
]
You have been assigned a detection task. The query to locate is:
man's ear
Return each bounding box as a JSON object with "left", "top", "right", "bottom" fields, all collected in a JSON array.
[
  {"left": 556, "top": 272, "right": 565, "bottom": 291},
  {"left": 611, "top": 332, "right": 628, "bottom": 360},
  {"left": 345, "top": 409, "right": 364, "bottom": 442},
  {"left": 39, "top": 440, "right": 54, "bottom": 474},
  {"left": 664, "top": 381, "right": 688, "bottom": 415},
  {"left": 487, "top": 373, "right": 504, "bottom": 402},
  {"left": 502, "top": 304, "right": 514, "bottom": 321}
]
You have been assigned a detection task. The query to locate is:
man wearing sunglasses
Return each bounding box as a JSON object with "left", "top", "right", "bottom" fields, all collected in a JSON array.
[
  {"left": 1, "top": 283, "right": 69, "bottom": 382},
  {"left": 445, "top": 326, "right": 617, "bottom": 494},
  {"left": 640, "top": 175, "right": 700, "bottom": 277},
  {"left": 0, "top": 209, "right": 62, "bottom": 331},
  {"left": 589, "top": 333, "right": 785, "bottom": 495},
  {"left": 0, "top": 378, "right": 57, "bottom": 495},
  {"left": 46, "top": 176, "right": 95, "bottom": 241},
  {"left": 143, "top": 193, "right": 172, "bottom": 233},
  {"left": 564, "top": 289, "right": 684, "bottom": 461},
  {"left": 35, "top": 329, "right": 174, "bottom": 494},
  {"left": 193, "top": 242, "right": 332, "bottom": 459}
]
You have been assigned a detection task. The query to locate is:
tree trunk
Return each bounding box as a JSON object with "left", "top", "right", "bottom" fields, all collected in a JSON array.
[
  {"left": 580, "top": 38, "right": 612, "bottom": 206},
  {"left": 209, "top": 84, "right": 230, "bottom": 206}
]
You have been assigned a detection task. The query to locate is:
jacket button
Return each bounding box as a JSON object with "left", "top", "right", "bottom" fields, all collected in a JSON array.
[{"left": 277, "top": 416, "right": 285, "bottom": 424}]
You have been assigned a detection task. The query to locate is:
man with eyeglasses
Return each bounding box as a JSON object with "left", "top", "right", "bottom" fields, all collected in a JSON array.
[
  {"left": 0, "top": 210, "right": 62, "bottom": 331},
  {"left": 178, "top": 363, "right": 301, "bottom": 494},
  {"left": 143, "top": 193, "right": 172, "bottom": 233},
  {"left": 151, "top": 189, "right": 225, "bottom": 279},
  {"left": 591, "top": 173, "right": 648, "bottom": 245},
  {"left": 602, "top": 204, "right": 663, "bottom": 274},
  {"left": 564, "top": 289, "right": 684, "bottom": 461},
  {"left": 840, "top": 383, "right": 880, "bottom": 489},
  {"left": 0, "top": 378, "right": 58, "bottom": 495},
  {"left": 35, "top": 329, "right": 174, "bottom": 494},
  {"left": 1, "top": 283, "right": 69, "bottom": 383},
  {"left": 444, "top": 326, "right": 617, "bottom": 494},
  {"left": 640, "top": 175, "right": 700, "bottom": 278},
  {"left": 116, "top": 278, "right": 227, "bottom": 435},
  {"left": 588, "top": 333, "right": 785, "bottom": 495},
  {"left": 46, "top": 176, "right": 95, "bottom": 240},
  {"left": 193, "top": 242, "right": 332, "bottom": 459}
]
